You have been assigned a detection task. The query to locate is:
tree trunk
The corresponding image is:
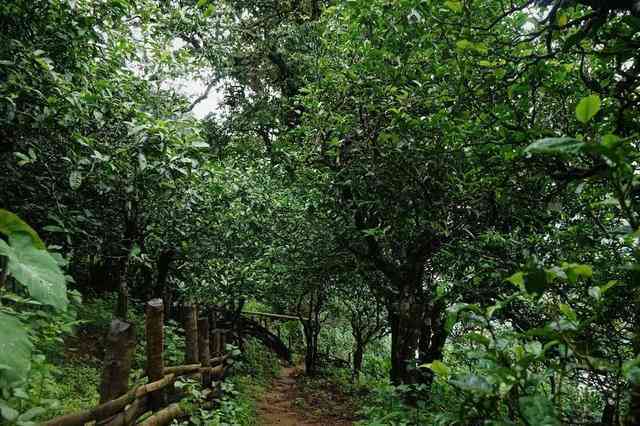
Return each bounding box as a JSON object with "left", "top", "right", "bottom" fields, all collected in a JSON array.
[
  {"left": 601, "top": 395, "right": 616, "bottom": 426},
  {"left": 629, "top": 384, "right": 640, "bottom": 425},
  {"left": 0, "top": 254, "right": 8, "bottom": 289},
  {"left": 353, "top": 339, "right": 364, "bottom": 379},
  {"left": 116, "top": 279, "right": 128, "bottom": 319},
  {"left": 302, "top": 320, "right": 320, "bottom": 375},
  {"left": 115, "top": 209, "right": 137, "bottom": 319},
  {"left": 155, "top": 248, "right": 174, "bottom": 299},
  {"left": 389, "top": 285, "right": 423, "bottom": 386},
  {"left": 417, "top": 302, "right": 447, "bottom": 387}
]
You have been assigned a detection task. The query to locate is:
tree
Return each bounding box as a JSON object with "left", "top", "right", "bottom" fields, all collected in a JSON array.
[{"left": 339, "top": 271, "right": 387, "bottom": 379}]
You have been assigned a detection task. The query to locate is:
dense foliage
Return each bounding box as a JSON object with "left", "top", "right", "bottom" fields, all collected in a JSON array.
[{"left": 2, "top": 0, "right": 640, "bottom": 424}]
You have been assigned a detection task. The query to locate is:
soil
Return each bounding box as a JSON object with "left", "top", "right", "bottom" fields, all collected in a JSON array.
[{"left": 256, "top": 366, "right": 356, "bottom": 426}]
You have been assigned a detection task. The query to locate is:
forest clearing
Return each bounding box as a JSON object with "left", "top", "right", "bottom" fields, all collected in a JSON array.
[{"left": 2, "top": 0, "right": 640, "bottom": 425}]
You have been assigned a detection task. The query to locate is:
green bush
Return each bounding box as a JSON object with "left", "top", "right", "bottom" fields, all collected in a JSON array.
[
  {"left": 235, "top": 339, "right": 281, "bottom": 385},
  {"left": 174, "top": 376, "right": 259, "bottom": 426},
  {"left": 355, "top": 384, "right": 434, "bottom": 426}
]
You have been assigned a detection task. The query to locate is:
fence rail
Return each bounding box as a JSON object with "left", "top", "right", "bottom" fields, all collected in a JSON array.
[{"left": 41, "top": 299, "right": 237, "bottom": 426}]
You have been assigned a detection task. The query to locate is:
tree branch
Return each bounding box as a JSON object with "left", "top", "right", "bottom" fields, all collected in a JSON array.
[{"left": 183, "top": 80, "right": 217, "bottom": 113}]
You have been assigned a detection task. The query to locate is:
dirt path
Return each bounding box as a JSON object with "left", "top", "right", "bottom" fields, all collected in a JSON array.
[{"left": 255, "top": 366, "right": 354, "bottom": 426}]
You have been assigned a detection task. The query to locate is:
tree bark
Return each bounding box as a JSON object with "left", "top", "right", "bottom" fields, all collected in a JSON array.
[
  {"left": 389, "top": 283, "right": 423, "bottom": 386},
  {"left": 115, "top": 279, "right": 129, "bottom": 319},
  {"left": 303, "top": 320, "right": 319, "bottom": 375},
  {"left": 353, "top": 338, "right": 364, "bottom": 379},
  {"left": 300, "top": 289, "right": 323, "bottom": 375},
  {"left": 155, "top": 248, "right": 174, "bottom": 299},
  {"left": 99, "top": 319, "right": 136, "bottom": 403},
  {"left": 115, "top": 207, "right": 138, "bottom": 319},
  {"left": 0, "top": 254, "right": 8, "bottom": 289},
  {"left": 601, "top": 395, "right": 616, "bottom": 426}
]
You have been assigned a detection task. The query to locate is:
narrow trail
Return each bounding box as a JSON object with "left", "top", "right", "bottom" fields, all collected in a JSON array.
[{"left": 256, "top": 366, "right": 354, "bottom": 426}]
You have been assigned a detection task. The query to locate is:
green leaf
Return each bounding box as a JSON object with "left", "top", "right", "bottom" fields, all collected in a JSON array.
[
  {"left": 0, "top": 210, "right": 45, "bottom": 249},
  {"left": 525, "top": 138, "right": 585, "bottom": 156},
  {"left": 127, "top": 124, "right": 146, "bottom": 137},
  {"left": 601, "top": 133, "right": 620, "bottom": 146},
  {"left": 524, "top": 341, "right": 543, "bottom": 356},
  {"left": 562, "top": 263, "right": 592, "bottom": 284},
  {"left": 559, "top": 304, "right": 576, "bottom": 321},
  {"left": 69, "top": 171, "right": 82, "bottom": 190},
  {"left": 506, "top": 272, "right": 524, "bottom": 289},
  {"left": 518, "top": 396, "right": 559, "bottom": 425},
  {"left": 0, "top": 233, "right": 68, "bottom": 310},
  {"left": 445, "top": 1, "right": 462, "bottom": 13},
  {"left": 0, "top": 313, "right": 33, "bottom": 385},
  {"left": 204, "top": 4, "right": 215, "bottom": 17},
  {"left": 600, "top": 280, "right": 619, "bottom": 295},
  {"left": 576, "top": 94, "right": 601, "bottom": 124},
  {"left": 445, "top": 303, "right": 471, "bottom": 332},
  {"left": 421, "top": 360, "right": 449, "bottom": 378},
  {"left": 0, "top": 400, "right": 19, "bottom": 422},
  {"left": 450, "top": 374, "right": 492, "bottom": 395},
  {"left": 18, "top": 407, "right": 46, "bottom": 421},
  {"left": 455, "top": 40, "right": 474, "bottom": 51},
  {"left": 466, "top": 332, "right": 490, "bottom": 347},
  {"left": 588, "top": 286, "right": 601, "bottom": 301},
  {"left": 192, "top": 141, "right": 211, "bottom": 149},
  {"left": 129, "top": 244, "right": 141, "bottom": 258},
  {"left": 557, "top": 14, "right": 568, "bottom": 27}
]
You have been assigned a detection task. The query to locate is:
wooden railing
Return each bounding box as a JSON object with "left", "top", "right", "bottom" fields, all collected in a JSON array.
[{"left": 41, "top": 299, "right": 237, "bottom": 426}]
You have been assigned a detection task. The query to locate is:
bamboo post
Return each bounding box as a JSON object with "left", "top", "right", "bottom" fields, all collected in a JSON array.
[
  {"left": 99, "top": 319, "right": 136, "bottom": 403},
  {"left": 183, "top": 303, "right": 199, "bottom": 364},
  {"left": 145, "top": 298, "right": 165, "bottom": 410},
  {"left": 198, "top": 317, "right": 211, "bottom": 387}
]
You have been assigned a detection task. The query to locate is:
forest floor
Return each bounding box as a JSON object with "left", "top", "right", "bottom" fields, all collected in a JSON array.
[{"left": 256, "top": 365, "right": 359, "bottom": 426}]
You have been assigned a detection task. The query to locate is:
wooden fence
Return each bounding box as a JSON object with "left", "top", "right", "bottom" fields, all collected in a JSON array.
[{"left": 41, "top": 299, "right": 236, "bottom": 426}]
